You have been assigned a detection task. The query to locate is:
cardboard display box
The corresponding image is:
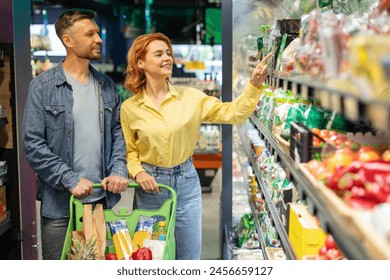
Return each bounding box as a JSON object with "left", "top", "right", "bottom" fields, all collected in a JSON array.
[{"left": 288, "top": 203, "right": 326, "bottom": 259}]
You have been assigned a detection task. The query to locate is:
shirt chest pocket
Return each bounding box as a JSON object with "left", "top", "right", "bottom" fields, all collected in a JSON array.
[
  {"left": 45, "top": 105, "right": 66, "bottom": 130},
  {"left": 104, "top": 101, "right": 115, "bottom": 127}
]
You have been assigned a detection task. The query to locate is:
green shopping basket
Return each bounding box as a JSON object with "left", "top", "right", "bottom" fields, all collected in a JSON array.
[{"left": 61, "top": 183, "right": 177, "bottom": 260}]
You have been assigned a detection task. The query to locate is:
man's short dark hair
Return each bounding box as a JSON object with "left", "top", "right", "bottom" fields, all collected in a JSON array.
[{"left": 55, "top": 9, "right": 96, "bottom": 41}]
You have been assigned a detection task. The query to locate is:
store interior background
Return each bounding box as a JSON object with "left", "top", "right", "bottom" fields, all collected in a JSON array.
[
  {"left": 1, "top": 0, "right": 231, "bottom": 260},
  {"left": 31, "top": 0, "right": 225, "bottom": 260}
]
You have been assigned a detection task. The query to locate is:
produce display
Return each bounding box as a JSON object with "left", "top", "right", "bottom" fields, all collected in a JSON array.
[{"left": 231, "top": 1, "right": 390, "bottom": 260}]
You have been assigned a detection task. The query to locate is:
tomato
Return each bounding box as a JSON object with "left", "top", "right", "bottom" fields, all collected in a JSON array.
[
  {"left": 358, "top": 146, "right": 381, "bottom": 162},
  {"left": 105, "top": 253, "right": 117, "bottom": 260},
  {"left": 335, "top": 147, "right": 356, "bottom": 157},
  {"left": 318, "top": 246, "right": 327, "bottom": 257},
  {"left": 319, "top": 129, "right": 331, "bottom": 141},
  {"left": 325, "top": 249, "right": 342, "bottom": 260},
  {"left": 326, "top": 152, "right": 355, "bottom": 173},
  {"left": 329, "top": 135, "right": 348, "bottom": 148},
  {"left": 325, "top": 235, "right": 336, "bottom": 251},
  {"left": 311, "top": 128, "right": 321, "bottom": 136},
  {"left": 383, "top": 149, "right": 390, "bottom": 162}
]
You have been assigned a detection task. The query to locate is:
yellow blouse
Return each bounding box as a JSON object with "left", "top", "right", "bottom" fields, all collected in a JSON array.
[{"left": 120, "top": 81, "right": 263, "bottom": 178}]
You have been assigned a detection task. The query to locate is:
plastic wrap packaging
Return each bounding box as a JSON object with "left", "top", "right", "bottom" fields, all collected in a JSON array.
[{"left": 268, "top": 19, "right": 301, "bottom": 71}]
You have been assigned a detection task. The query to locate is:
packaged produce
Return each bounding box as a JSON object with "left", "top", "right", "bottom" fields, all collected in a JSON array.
[
  {"left": 237, "top": 213, "right": 260, "bottom": 249},
  {"left": 327, "top": 160, "right": 390, "bottom": 210},
  {"left": 303, "top": 104, "right": 327, "bottom": 130},
  {"left": 267, "top": 19, "right": 301, "bottom": 70},
  {"left": 280, "top": 37, "right": 301, "bottom": 76}
]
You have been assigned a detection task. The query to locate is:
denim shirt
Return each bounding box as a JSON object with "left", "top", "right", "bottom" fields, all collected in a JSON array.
[{"left": 22, "top": 61, "right": 128, "bottom": 218}]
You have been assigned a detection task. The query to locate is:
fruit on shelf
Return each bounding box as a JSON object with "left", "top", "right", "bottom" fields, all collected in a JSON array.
[
  {"left": 305, "top": 159, "right": 331, "bottom": 181},
  {"left": 382, "top": 148, "right": 390, "bottom": 162},
  {"left": 324, "top": 234, "right": 336, "bottom": 250},
  {"left": 325, "top": 150, "right": 355, "bottom": 173},
  {"left": 317, "top": 235, "right": 344, "bottom": 260},
  {"left": 358, "top": 146, "right": 381, "bottom": 162},
  {"left": 327, "top": 160, "right": 390, "bottom": 210}
]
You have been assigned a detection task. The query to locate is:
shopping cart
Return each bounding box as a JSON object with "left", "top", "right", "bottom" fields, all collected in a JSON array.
[{"left": 60, "top": 183, "right": 177, "bottom": 260}]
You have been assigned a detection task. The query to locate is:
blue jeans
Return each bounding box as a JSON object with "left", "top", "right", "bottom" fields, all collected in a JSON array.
[
  {"left": 41, "top": 216, "right": 69, "bottom": 260},
  {"left": 134, "top": 157, "right": 202, "bottom": 260}
]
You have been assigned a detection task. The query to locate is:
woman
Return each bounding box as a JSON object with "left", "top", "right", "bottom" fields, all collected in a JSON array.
[{"left": 120, "top": 33, "right": 271, "bottom": 260}]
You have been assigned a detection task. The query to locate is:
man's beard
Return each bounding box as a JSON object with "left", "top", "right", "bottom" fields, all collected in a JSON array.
[
  {"left": 76, "top": 46, "right": 102, "bottom": 61},
  {"left": 88, "top": 50, "right": 102, "bottom": 61}
]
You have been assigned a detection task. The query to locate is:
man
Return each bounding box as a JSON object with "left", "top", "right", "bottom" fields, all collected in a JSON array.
[{"left": 22, "top": 9, "right": 129, "bottom": 260}]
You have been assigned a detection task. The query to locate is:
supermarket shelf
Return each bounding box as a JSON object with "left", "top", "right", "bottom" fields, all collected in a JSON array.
[
  {"left": 234, "top": 131, "right": 268, "bottom": 260},
  {"left": 0, "top": 212, "right": 11, "bottom": 237},
  {"left": 194, "top": 150, "right": 221, "bottom": 155},
  {"left": 249, "top": 114, "right": 372, "bottom": 259},
  {"left": 0, "top": 117, "right": 8, "bottom": 126},
  {"left": 237, "top": 125, "right": 296, "bottom": 260},
  {"left": 193, "top": 153, "right": 222, "bottom": 169},
  {"left": 0, "top": 175, "right": 7, "bottom": 186},
  {"left": 265, "top": 73, "right": 390, "bottom": 133}
]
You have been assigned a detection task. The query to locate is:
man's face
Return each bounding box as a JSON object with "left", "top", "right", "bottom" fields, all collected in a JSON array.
[{"left": 64, "top": 18, "right": 102, "bottom": 60}]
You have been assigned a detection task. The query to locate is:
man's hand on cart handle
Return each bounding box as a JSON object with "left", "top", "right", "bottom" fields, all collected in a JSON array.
[
  {"left": 71, "top": 178, "right": 94, "bottom": 199},
  {"left": 101, "top": 175, "right": 129, "bottom": 194},
  {"left": 135, "top": 171, "right": 161, "bottom": 194}
]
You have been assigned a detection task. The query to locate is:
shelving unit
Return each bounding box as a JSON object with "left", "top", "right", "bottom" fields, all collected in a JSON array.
[
  {"left": 0, "top": 2, "right": 38, "bottom": 260},
  {"left": 0, "top": 117, "right": 8, "bottom": 126},
  {"left": 233, "top": 128, "right": 267, "bottom": 260},
  {"left": 237, "top": 125, "right": 296, "bottom": 259},
  {"left": 266, "top": 73, "right": 390, "bottom": 133},
  {"left": 247, "top": 114, "right": 375, "bottom": 259},
  {"left": 230, "top": 69, "right": 390, "bottom": 259}
]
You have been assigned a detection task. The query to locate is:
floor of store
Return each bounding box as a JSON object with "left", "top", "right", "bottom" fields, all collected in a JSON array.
[{"left": 36, "top": 169, "right": 222, "bottom": 260}]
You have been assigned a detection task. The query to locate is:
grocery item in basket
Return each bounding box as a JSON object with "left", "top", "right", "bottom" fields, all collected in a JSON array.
[
  {"left": 143, "top": 239, "right": 165, "bottom": 260},
  {"left": 152, "top": 220, "right": 167, "bottom": 241},
  {"left": 132, "top": 215, "right": 156, "bottom": 250},
  {"left": 132, "top": 247, "right": 153, "bottom": 260},
  {"left": 108, "top": 219, "right": 133, "bottom": 260},
  {"left": 67, "top": 231, "right": 99, "bottom": 260}
]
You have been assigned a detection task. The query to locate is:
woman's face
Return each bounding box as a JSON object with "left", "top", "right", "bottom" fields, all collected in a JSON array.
[{"left": 138, "top": 40, "right": 173, "bottom": 80}]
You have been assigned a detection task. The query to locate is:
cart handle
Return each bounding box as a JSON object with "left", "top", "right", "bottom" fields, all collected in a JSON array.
[{"left": 92, "top": 182, "right": 177, "bottom": 201}]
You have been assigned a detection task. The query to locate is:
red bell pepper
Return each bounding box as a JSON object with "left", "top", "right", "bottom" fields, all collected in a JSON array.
[
  {"left": 105, "top": 253, "right": 117, "bottom": 260},
  {"left": 132, "top": 247, "right": 153, "bottom": 260}
]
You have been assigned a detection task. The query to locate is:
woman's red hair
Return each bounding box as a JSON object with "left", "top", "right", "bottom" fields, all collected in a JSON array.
[{"left": 124, "top": 33, "right": 174, "bottom": 95}]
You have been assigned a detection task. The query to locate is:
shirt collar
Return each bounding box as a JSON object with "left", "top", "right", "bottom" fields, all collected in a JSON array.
[
  {"left": 135, "top": 80, "right": 177, "bottom": 105},
  {"left": 55, "top": 60, "right": 105, "bottom": 87}
]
